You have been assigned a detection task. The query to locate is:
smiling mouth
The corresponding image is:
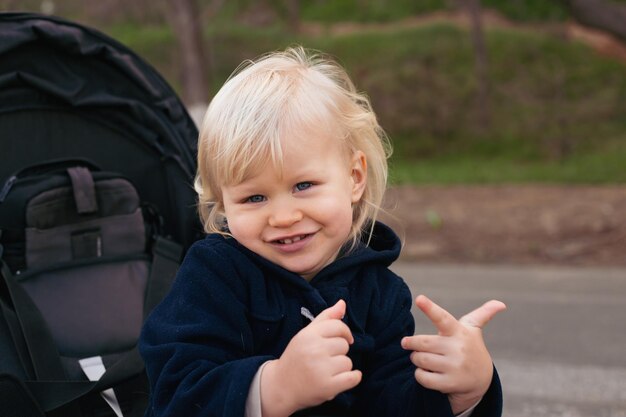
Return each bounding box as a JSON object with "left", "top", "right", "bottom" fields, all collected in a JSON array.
[{"left": 274, "top": 234, "right": 310, "bottom": 245}]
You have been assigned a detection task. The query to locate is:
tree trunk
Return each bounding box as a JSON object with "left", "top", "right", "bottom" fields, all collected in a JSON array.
[
  {"left": 285, "top": 0, "right": 301, "bottom": 33},
  {"left": 163, "top": 0, "right": 210, "bottom": 107},
  {"left": 465, "top": 0, "right": 491, "bottom": 129},
  {"left": 563, "top": 0, "right": 626, "bottom": 42}
]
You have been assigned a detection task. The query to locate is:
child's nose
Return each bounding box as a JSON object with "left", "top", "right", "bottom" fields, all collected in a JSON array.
[{"left": 268, "top": 199, "right": 303, "bottom": 227}]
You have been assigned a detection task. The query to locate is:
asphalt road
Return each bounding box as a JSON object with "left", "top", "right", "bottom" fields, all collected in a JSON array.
[{"left": 391, "top": 262, "right": 626, "bottom": 417}]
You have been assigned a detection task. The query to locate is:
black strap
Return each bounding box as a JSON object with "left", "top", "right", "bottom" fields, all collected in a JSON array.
[
  {"left": 0, "top": 373, "right": 45, "bottom": 417},
  {"left": 24, "top": 347, "right": 145, "bottom": 412},
  {"left": 66, "top": 167, "right": 98, "bottom": 214},
  {"left": 0, "top": 260, "right": 81, "bottom": 415},
  {"left": 144, "top": 236, "right": 181, "bottom": 318},
  {"left": 0, "top": 236, "right": 181, "bottom": 413},
  {"left": 0, "top": 261, "right": 66, "bottom": 381},
  {"left": 0, "top": 297, "right": 34, "bottom": 378}
]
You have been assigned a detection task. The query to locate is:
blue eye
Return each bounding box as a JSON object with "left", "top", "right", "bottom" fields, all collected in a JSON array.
[
  {"left": 295, "top": 182, "right": 312, "bottom": 192},
  {"left": 246, "top": 195, "right": 265, "bottom": 203}
]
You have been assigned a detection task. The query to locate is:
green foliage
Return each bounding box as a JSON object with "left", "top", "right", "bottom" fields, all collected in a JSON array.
[
  {"left": 482, "top": 0, "right": 568, "bottom": 22},
  {"left": 301, "top": 0, "right": 447, "bottom": 23},
  {"left": 389, "top": 141, "right": 626, "bottom": 184},
  {"left": 98, "top": 16, "right": 626, "bottom": 185},
  {"left": 298, "top": 0, "right": 571, "bottom": 23},
  {"left": 105, "top": 24, "right": 179, "bottom": 89}
]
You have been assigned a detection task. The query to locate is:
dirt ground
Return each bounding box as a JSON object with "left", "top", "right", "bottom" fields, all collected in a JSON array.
[{"left": 379, "top": 185, "right": 626, "bottom": 266}]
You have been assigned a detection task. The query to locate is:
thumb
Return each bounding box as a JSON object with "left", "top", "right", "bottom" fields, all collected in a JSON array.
[
  {"left": 314, "top": 299, "right": 346, "bottom": 322},
  {"left": 459, "top": 300, "right": 507, "bottom": 329}
]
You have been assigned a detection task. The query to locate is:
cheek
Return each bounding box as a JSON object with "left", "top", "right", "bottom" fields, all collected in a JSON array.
[
  {"left": 316, "top": 195, "right": 354, "bottom": 230},
  {"left": 223, "top": 209, "right": 255, "bottom": 239},
  {"left": 227, "top": 221, "right": 259, "bottom": 247},
  {"left": 316, "top": 192, "right": 351, "bottom": 211}
]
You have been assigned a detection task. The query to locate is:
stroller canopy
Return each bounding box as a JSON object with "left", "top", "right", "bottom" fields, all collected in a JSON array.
[{"left": 0, "top": 12, "right": 201, "bottom": 248}]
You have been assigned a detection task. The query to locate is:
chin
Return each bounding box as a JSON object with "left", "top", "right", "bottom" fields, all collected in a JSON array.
[{"left": 281, "top": 262, "right": 318, "bottom": 279}]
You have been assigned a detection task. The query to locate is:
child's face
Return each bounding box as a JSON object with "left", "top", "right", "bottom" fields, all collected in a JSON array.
[{"left": 221, "top": 133, "right": 366, "bottom": 281}]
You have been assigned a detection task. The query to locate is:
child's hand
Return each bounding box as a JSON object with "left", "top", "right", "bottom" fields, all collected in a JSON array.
[
  {"left": 261, "top": 300, "right": 362, "bottom": 417},
  {"left": 401, "top": 295, "right": 506, "bottom": 415}
]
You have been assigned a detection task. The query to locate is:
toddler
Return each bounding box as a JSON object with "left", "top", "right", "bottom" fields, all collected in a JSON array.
[{"left": 139, "top": 46, "right": 505, "bottom": 417}]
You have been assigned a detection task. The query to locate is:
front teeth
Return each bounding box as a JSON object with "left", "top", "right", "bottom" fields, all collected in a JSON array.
[{"left": 280, "top": 235, "right": 305, "bottom": 244}]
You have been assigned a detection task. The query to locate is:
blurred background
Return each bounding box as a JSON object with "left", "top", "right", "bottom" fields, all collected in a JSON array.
[
  {"left": 2, "top": 3, "right": 625, "bottom": 416},
  {"left": 2, "top": 0, "right": 625, "bottom": 266}
]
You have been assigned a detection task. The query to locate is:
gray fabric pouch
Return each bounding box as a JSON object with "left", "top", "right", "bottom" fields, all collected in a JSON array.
[{"left": 16, "top": 168, "right": 149, "bottom": 377}]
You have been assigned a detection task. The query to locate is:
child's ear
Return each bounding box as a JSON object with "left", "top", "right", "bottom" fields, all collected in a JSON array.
[{"left": 350, "top": 151, "right": 367, "bottom": 203}]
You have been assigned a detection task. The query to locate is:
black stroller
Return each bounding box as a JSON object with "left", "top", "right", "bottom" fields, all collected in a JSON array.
[{"left": 0, "top": 12, "right": 201, "bottom": 417}]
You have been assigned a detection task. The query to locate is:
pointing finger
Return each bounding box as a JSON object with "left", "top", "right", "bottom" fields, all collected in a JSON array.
[
  {"left": 312, "top": 300, "right": 354, "bottom": 344},
  {"left": 459, "top": 300, "right": 507, "bottom": 329},
  {"left": 401, "top": 334, "right": 448, "bottom": 354},
  {"left": 415, "top": 295, "right": 459, "bottom": 337},
  {"left": 314, "top": 299, "right": 346, "bottom": 322}
]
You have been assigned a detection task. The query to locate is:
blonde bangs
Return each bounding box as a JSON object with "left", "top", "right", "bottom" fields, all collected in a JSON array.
[{"left": 212, "top": 129, "right": 282, "bottom": 187}]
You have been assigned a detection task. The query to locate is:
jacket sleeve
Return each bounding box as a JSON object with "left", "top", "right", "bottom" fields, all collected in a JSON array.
[
  {"left": 139, "top": 240, "right": 273, "bottom": 417},
  {"left": 352, "top": 272, "right": 503, "bottom": 417}
]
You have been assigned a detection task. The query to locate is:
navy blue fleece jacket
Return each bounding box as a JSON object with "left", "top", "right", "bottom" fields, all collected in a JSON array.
[{"left": 139, "top": 222, "right": 502, "bottom": 417}]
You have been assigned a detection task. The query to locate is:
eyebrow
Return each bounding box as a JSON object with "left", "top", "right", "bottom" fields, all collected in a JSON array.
[{"left": 223, "top": 179, "right": 266, "bottom": 196}]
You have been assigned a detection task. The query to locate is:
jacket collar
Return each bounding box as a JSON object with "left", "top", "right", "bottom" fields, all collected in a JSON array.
[{"left": 224, "top": 221, "right": 401, "bottom": 290}]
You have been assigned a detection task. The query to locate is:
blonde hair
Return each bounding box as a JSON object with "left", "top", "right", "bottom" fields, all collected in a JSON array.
[{"left": 195, "top": 46, "right": 391, "bottom": 248}]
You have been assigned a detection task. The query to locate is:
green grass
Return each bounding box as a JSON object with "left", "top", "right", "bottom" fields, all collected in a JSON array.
[
  {"left": 482, "top": 0, "right": 568, "bottom": 22},
  {"left": 96, "top": 19, "right": 626, "bottom": 185},
  {"left": 300, "top": 0, "right": 571, "bottom": 23},
  {"left": 390, "top": 144, "right": 626, "bottom": 184},
  {"left": 301, "top": 0, "right": 447, "bottom": 23}
]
